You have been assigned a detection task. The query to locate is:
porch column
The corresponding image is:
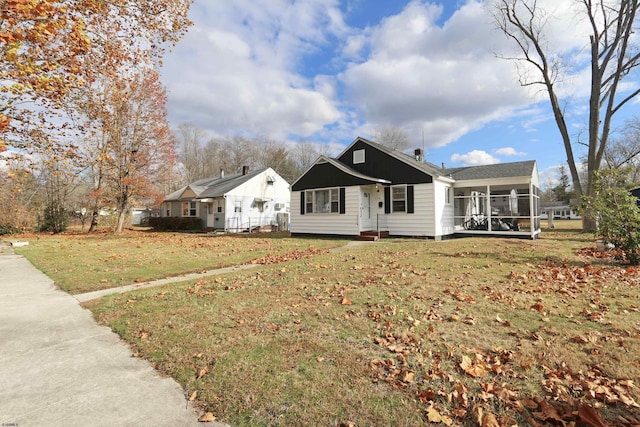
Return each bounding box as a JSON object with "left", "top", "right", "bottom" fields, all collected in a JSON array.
[{"left": 486, "top": 185, "right": 492, "bottom": 231}]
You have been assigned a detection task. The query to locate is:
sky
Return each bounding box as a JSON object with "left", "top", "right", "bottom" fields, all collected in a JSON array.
[{"left": 158, "top": 0, "right": 640, "bottom": 188}]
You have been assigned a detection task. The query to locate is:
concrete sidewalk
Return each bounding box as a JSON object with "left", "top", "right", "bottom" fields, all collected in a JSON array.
[{"left": 0, "top": 243, "right": 227, "bottom": 427}]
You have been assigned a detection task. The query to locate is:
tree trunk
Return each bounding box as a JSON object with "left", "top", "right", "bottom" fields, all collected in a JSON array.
[
  {"left": 88, "top": 210, "right": 99, "bottom": 232},
  {"left": 115, "top": 211, "right": 126, "bottom": 233},
  {"left": 581, "top": 214, "right": 597, "bottom": 233}
]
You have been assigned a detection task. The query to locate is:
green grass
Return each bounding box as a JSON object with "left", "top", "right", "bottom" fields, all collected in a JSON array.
[
  {"left": 13, "top": 222, "right": 640, "bottom": 425},
  {"left": 12, "top": 230, "right": 348, "bottom": 294}
]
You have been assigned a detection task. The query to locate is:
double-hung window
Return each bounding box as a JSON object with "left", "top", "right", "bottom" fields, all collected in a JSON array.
[
  {"left": 392, "top": 186, "right": 406, "bottom": 212},
  {"left": 384, "top": 185, "right": 414, "bottom": 214},
  {"left": 182, "top": 201, "right": 197, "bottom": 217}
]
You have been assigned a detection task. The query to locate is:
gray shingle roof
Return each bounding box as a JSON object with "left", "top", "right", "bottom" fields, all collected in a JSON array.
[
  {"left": 164, "top": 168, "right": 268, "bottom": 201},
  {"left": 444, "top": 160, "right": 537, "bottom": 181}
]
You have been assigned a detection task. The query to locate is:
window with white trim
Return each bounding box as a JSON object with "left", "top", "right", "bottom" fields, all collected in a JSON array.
[
  {"left": 182, "top": 201, "right": 197, "bottom": 217},
  {"left": 392, "top": 186, "right": 406, "bottom": 212},
  {"left": 445, "top": 186, "right": 451, "bottom": 204},
  {"left": 305, "top": 191, "right": 313, "bottom": 213},
  {"left": 305, "top": 188, "right": 340, "bottom": 214},
  {"left": 353, "top": 149, "right": 365, "bottom": 164}
]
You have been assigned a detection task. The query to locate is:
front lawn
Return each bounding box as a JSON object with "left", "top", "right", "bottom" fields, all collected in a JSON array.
[
  {"left": 12, "top": 230, "right": 348, "bottom": 294},
  {"left": 70, "top": 226, "right": 640, "bottom": 426}
]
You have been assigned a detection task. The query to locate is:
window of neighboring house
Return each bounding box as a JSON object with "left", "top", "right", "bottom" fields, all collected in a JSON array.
[
  {"left": 253, "top": 200, "right": 265, "bottom": 213},
  {"left": 445, "top": 186, "right": 451, "bottom": 204},
  {"left": 182, "top": 201, "right": 197, "bottom": 217},
  {"left": 353, "top": 149, "right": 365, "bottom": 164},
  {"left": 392, "top": 186, "right": 406, "bottom": 212},
  {"left": 234, "top": 201, "right": 242, "bottom": 213}
]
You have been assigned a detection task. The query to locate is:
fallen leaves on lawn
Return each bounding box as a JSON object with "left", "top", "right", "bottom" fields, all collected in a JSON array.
[{"left": 251, "top": 248, "right": 329, "bottom": 264}]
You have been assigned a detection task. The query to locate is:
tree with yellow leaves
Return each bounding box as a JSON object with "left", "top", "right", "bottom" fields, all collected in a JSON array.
[{"left": 0, "top": 0, "right": 192, "bottom": 154}]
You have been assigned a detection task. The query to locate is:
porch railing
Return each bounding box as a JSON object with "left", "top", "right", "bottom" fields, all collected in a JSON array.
[{"left": 376, "top": 213, "right": 389, "bottom": 238}]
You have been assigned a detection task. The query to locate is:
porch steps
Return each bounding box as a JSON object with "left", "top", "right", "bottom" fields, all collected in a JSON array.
[{"left": 356, "top": 230, "right": 389, "bottom": 241}]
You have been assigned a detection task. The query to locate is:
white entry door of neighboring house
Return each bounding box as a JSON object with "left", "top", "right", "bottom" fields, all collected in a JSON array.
[
  {"left": 360, "top": 191, "right": 373, "bottom": 231},
  {"left": 206, "top": 203, "right": 215, "bottom": 228}
]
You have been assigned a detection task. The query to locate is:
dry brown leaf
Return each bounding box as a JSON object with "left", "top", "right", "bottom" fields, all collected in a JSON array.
[
  {"left": 577, "top": 405, "right": 608, "bottom": 427},
  {"left": 188, "top": 390, "right": 197, "bottom": 401},
  {"left": 481, "top": 412, "right": 500, "bottom": 427},
  {"left": 426, "top": 407, "right": 444, "bottom": 423},
  {"left": 340, "top": 297, "right": 352, "bottom": 305},
  {"left": 460, "top": 355, "right": 487, "bottom": 378},
  {"left": 198, "top": 412, "right": 216, "bottom": 422},
  {"left": 521, "top": 397, "right": 538, "bottom": 409},
  {"left": 426, "top": 407, "right": 452, "bottom": 425},
  {"left": 196, "top": 366, "right": 209, "bottom": 379},
  {"left": 530, "top": 302, "right": 545, "bottom": 312},
  {"left": 402, "top": 371, "right": 415, "bottom": 383}
]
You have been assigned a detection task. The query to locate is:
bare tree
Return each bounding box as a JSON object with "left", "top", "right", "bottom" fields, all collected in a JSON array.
[
  {"left": 175, "top": 122, "right": 210, "bottom": 183},
  {"left": 604, "top": 116, "right": 640, "bottom": 182},
  {"left": 291, "top": 139, "right": 333, "bottom": 175},
  {"left": 491, "top": 0, "right": 640, "bottom": 230},
  {"left": 373, "top": 127, "right": 411, "bottom": 151}
]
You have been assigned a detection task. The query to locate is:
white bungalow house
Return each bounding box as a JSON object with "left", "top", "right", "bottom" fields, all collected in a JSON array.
[
  {"left": 290, "top": 137, "right": 541, "bottom": 239},
  {"left": 162, "top": 167, "right": 290, "bottom": 232}
]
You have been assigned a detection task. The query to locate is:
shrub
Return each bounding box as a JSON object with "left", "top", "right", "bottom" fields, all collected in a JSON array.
[
  {"left": 581, "top": 168, "right": 640, "bottom": 264},
  {"left": 0, "top": 223, "right": 19, "bottom": 236},
  {"left": 148, "top": 217, "right": 202, "bottom": 231},
  {"left": 42, "top": 199, "right": 68, "bottom": 234}
]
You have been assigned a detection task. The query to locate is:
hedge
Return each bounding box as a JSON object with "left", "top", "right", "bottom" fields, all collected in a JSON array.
[{"left": 148, "top": 217, "right": 202, "bottom": 231}]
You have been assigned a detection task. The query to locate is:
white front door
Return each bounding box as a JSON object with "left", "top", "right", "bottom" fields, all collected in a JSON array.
[
  {"left": 206, "top": 203, "right": 215, "bottom": 227},
  {"left": 360, "top": 191, "right": 372, "bottom": 230}
]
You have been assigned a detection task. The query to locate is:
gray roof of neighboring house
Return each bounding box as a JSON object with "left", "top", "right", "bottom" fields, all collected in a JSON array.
[
  {"left": 444, "top": 160, "right": 537, "bottom": 181},
  {"left": 164, "top": 168, "right": 268, "bottom": 201}
]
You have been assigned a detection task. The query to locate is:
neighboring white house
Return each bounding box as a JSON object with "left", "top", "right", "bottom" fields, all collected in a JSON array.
[
  {"left": 162, "top": 167, "right": 290, "bottom": 232},
  {"left": 540, "top": 203, "right": 581, "bottom": 220},
  {"left": 290, "top": 137, "right": 541, "bottom": 240}
]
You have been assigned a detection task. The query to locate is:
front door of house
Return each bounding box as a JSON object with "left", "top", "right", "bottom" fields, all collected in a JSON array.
[
  {"left": 360, "top": 191, "right": 372, "bottom": 230},
  {"left": 207, "top": 203, "right": 215, "bottom": 228}
]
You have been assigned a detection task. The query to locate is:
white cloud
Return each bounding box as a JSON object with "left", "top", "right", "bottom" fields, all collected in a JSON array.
[
  {"left": 496, "top": 147, "right": 526, "bottom": 156},
  {"left": 158, "top": 0, "right": 603, "bottom": 163},
  {"left": 161, "top": 0, "right": 345, "bottom": 139},
  {"left": 340, "top": 1, "right": 536, "bottom": 148},
  {"left": 451, "top": 150, "right": 499, "bottom": 166}
]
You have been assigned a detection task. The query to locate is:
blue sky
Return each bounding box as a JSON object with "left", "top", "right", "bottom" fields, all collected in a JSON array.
[{"left": 159, "top": 0, "right": 639, "bottom": 188}]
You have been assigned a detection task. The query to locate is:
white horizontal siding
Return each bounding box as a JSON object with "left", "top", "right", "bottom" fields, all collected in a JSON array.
[
  {"left": 290, "top": 188, "right": 359, "bottom": 236},
  {"left": 433, "top": 180, "right": 454, "bottom": 237},
  {"left": 386, "top": 183, "right": 434, "bottom": 237}
]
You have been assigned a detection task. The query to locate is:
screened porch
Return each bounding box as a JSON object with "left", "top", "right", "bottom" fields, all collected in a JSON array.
[{"left": 453, "top": 183, "right": 541, "bottom": 238}]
